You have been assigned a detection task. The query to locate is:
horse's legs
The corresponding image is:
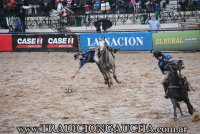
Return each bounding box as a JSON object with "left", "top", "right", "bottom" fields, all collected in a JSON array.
[
  {"left": 171, "top": 99, "right": 178, "bottom": 120},
  {"left": 112, "top": 65, "right": 121, "bottom": 84},
  {"left": 107, "top": 71, "right": 113, "bottom": 85},
  {"left": 184, "top": 96, "right": 194, "bottom": 115},
  {"left": 104, "top": 72, "right": 110, "bottom": 86},
  {"left": 177, "top": 102, "right": 184, "bottom": 116},
  {"left": 97, "top": 63, "right": 108, "bottom": 84},
  {"left": 103, "top": 71, "right": 109, "bottom": 85}
]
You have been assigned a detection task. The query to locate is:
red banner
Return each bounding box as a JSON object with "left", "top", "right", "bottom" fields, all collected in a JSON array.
[{"left": 0, "top": 34, "right": 12, "bottom": 51}]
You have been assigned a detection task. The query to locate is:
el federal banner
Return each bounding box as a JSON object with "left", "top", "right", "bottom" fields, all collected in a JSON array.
[{"left": 153, "top": 30, "right": 200, "bottom": 51}]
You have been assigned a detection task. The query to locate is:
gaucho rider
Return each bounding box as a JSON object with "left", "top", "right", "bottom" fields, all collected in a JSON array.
[
  {"left": 71, "top": 39, "right": 118, "bottom": 79},
  {"left": 153, "top": 51, "right": 173, "bottom": 99}
]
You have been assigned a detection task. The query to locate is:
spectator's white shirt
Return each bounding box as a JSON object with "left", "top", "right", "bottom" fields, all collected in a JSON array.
[
  {"left": 148, "top": 19, "right": 161, "bottom": 32},
  {"left": 57, "top": 3, "right": 63, "bottom": 12}
]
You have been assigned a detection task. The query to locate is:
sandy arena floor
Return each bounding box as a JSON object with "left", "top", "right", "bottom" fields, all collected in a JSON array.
[{"left": 0, "top": 52, "right": 200, "bottom": 134}]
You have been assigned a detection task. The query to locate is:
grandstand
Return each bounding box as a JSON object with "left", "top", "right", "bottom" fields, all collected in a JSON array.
[{"left": 0, "top": 0, "right": 200, "bottom": 33}]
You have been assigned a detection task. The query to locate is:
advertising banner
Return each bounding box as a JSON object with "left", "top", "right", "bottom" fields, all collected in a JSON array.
[
  {"left": 12, "top": 34, "right": 79, "bottom": 52},
  {"left": 153, "top": 30, "right": 200, "bottom": 51},
  {"left": 80, "top": 32, "right": 152, "bottom": 51},
  {"left": 44, "top": 34, "right": 79, "bottom": 52},
  {"left": 0, "top": 34, "right": 12, "bottom": 51}
]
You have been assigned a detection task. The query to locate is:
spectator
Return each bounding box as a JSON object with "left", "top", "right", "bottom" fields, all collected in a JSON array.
[
  {"left": 15, "top": 18, "right": 25, "bottom": 33},
  {"left": 0, "top": 3, "right": 4, "bottom": 28},
  {"left": 195, "top": 0, "right": 200, "bottom": 8},
  {"left": 160, "top": 0, "right": 168, "bottom": 8},
  {"left": 93, "top": 0, "right": 101, "bottom": 12},
  {"left": 115, "top": 0, "right": 126, "bottom": 11},
  {"left": 43, "top": 0, "right": 53, "bottom": 15},
  {"left": 96, "top": 22, "right": 107, "bottom": 32},
  {"left": 130, "top": 0, "right": 136, "bottom": 12},
  {"left": 29, "top": 0, "right": 40, "bottom": 15},
  {"left": 66, "top": 0, "right": 73, "bottom": 7},
  {"left": 62, "top": 7, "right": 74, "bottom": 17},
  {"left": 178, "top": 0, "right": 189, "bottom": 11},
  {"left": 55, "top": 0, "right": 61, "bottom": 9},
  {"left": 8, "top": 25, "right": 15, "bottom": 33},
  {"left": 147, "top": 13, "right": 161, "bottom": 33},
  {"left": 153, "top": 0, "right": 160, "bottom": 11},
  {"left": 140, "top": 0, "right": 147, "bottom": 10},
  {"left": 76, "top": 0, "right": 85, "bottom": 7},
  {"left": 84, "top": 4, "right": 92, "bottom": 14},
  {"left": 187, "top": 0, "right": 194, "bottom": 10},
  {"left": 145, "top": 0, "right": 153, "bottom": 12},
  {"left": 17, "top": 7, "right": 26, "bottom": 32},
  {"left": 57, "top": 1, "right": 64, "bottom": 12},
  {"left": 20, "top": 0, "right": 32, "bottom": 15},
  {"left": 135, "top": 1, "right": 141, "bottom": 13}
]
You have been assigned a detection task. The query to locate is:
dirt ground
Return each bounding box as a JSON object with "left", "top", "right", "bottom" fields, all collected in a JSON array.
[{"left": 0, "top": 52, "right": 200, "bottom": 134}]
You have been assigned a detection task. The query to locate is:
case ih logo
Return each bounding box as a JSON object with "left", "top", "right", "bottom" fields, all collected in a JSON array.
[
  {"left": 47, "top": 36, "right": 74, "bottom": 48},
  {"left": 16, "top": 37, "right": 43, "bottom": 48}
]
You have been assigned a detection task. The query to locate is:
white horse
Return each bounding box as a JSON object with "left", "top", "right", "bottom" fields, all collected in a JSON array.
[{"left": 96, "top": 39, "right": 121, "bottom": 88}]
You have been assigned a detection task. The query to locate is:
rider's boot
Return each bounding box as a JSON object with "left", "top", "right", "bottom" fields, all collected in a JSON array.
[{"left": 163, "top": 82, "right": 169, "bottom": 99}]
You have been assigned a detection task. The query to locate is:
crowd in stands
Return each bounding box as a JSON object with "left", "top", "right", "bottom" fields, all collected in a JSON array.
[
  {"left": 178, "top": 0, "right": 200, "bottom": 11},
  {"left": 0, "top": 0, "right": 170, "bottom": 17},
  {"left": 0, "top": 0, "right": 200, "bottom": 30}
]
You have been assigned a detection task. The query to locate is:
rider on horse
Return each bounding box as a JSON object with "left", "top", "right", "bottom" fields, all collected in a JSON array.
[
  {"left": 71, "top": 47, "right": 98, "bottom": 79},
  {"left": 153, "top": 51, "right": 173, "bottom": 99},
  {"left": 71, "top": 39, "right": 119, "bottom": 79}
]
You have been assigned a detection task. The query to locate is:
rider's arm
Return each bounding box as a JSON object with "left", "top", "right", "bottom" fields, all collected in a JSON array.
[
  {"left": 71, "top": 69, "right": 80, "bottom": 79},
  {"left": 71, "top": 60, "right": 86, "bottom": 79},
  {"left": 89, "top": 47, "right": 98, "bottom": 50},
  {"left": 158, "top": 61, "right": 165, "bottom": 74}
]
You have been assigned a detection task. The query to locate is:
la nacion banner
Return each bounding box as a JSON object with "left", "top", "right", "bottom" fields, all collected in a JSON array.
[
  {"left": 80, "top": 32, "right": 152, "bottom": 51},
  {"left": 153, "top": 30, "right": 200, "bottom": 51}
]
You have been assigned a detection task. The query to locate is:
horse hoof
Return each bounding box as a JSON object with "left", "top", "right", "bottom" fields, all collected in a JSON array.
[
  {"left": 173, "top": 117, "right": 178, "bottom": 121},
  {"left": 181, "top": 114, "right": 185, "bottom": 117}
]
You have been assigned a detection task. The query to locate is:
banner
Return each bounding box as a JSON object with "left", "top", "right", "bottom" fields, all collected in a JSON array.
[
  {"left": 153, "top": 30, "right": 200, "bottom": 51},
  {"left": 44, "top": 34, "right": 79, "bottom": 52},
  {"left": 80, "top": 32, "right": 152, "bottom": 51},
  {"left": 0, "top": 34, "right": 12, "bottom": 51},
  {"left": 12, "top": 34, "right": 79, "bottom": 52}
]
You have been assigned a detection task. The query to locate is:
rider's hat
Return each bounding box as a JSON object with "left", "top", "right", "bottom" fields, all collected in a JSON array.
[
  {"left": 74, "top": 52, "right": 81, "bottom": 60},
  {"left": 153, "top": 51, "right": 163, "bottom": 58}
]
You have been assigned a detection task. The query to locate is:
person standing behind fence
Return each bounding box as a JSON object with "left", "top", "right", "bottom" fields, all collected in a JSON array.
[
  {"left": 96, "top": 22, "right": 107, "bottom": 33},
  {"left": 15, "top": 18, "right": 25, "bottom": 33},
  {"left": 147, "top": 13, "right": 161, "bottom": 33}
]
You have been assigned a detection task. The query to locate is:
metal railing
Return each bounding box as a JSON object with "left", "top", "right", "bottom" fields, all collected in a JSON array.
[{"left": 2, "top": 8, "right": 200, "bottom": 31}]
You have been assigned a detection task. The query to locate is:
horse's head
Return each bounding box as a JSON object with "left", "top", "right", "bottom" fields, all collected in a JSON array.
[
  {"left": 165, "top": 59, "right": 184, "bottom": 72},
  {"left": 98, "top": 39, "right": 106, "bottom": 52}
]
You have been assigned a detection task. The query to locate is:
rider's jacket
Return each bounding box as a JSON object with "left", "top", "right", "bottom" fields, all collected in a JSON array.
[
  {"left": 78, "top": 49, "right": 95, "bottom": 69},
  {"left": 158, "top": 54, "right": 173, "bottom": 74}
]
